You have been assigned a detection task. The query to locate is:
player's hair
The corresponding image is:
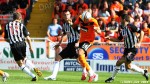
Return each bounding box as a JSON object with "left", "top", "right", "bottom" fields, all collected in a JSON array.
[
  {"left": 13, "top": 12, "right": 22, "bottom": 20},
  {"left": 121, "top": 14, "right": 130, "bottom": 22},
  {"left": 63, "top": 10, "right": 70, "bottom": 13}
]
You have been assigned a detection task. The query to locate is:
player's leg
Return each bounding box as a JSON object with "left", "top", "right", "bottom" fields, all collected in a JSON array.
[
  {"left": 78, "top": 48, "right": 98, "bottom": 82},
  {"left": 16, "top": 60, "right": 37, "bottom": 81},
  {"left": 105, "top": 56, "right": 126, "bottom": 83},
  {"left": 77, "top": 57, "right": 88, "bottom": 80},
  {"left": 44, "top": 46, "right": 63, "bottom": 80},
  {"left": 20, "top": 42, "right": 43, "bottom": 77},
  {"left": 11, "top": 45, "right": 37, "bottom": 81},
  {"left": 24, "top": 58, "right": 42, "bottom": 77},
  {"left": 125, "top": 50, "right": 149, "bottom": 81},
  {"left": 0, "top": 70, "right": 9, "bottom": 82}
]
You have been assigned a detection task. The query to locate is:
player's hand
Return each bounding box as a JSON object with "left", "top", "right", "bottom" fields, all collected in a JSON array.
[
  {"left": 135, "top": 43, "right": 141, "bottom": 48},
  {"left": 29, "top": 47, "right": 33, "bottom": 53},
  {"left": 67, "top": 19, "right": 73, "bottom": 25}
]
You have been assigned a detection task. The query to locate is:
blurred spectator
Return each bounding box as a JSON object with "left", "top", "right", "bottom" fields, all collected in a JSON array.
[
  {"left": 52, "top": 6, "right": 63, "bottom": 19},
  {"left": 137, "top": 0, "right": 147, "bottom": 10},
  {"left": 0, "top": 0, "right": 15, "bottom": 14},
  {"left": 55, "top": 0, "right": 66, "bottom": 11},
  {"left": 143, "top": 2, "right": 150, "bottom": 16},
  {"left": 107, "top": 10, "right": 121, "bottom": 24},
  {"left": 97, "top": 18, "right": 106, "bottom": 42},
  {"left": 98, "top": 18, "right": 106, "bottom": 32},
  {"left": 133, "top": 15, "right": 142, "bottom": 28},
  {"left": 106, "top": 18, "right": 119, "bottom": 39},
  {"left": 110, "top": 0, "right": 123, "bottom": 13},
  {"left": 75, "top": 6, "right": 83, "bottom": 19},
  {"left": 47, "top": 18, "right": 62, "bottom": 42},
  {"left": 97, "top": 0, "right": 110, "bottom": 24},
  {"left": 91, "top": 4, "right": 98, "bottom": 19},
  {"left": 89, "top": 0, "right": 101, "bottom": 8},
  {"left": 17, "top": 0, "right": 30, "bottom": 25},
  {"left": 147, "top": 15, "right": 150, "bottom": 28},
  {"left": 141, "top": 22, "right": 150, "bottom": 42},
  {"left": 67, "top": 4, "right": 76, "bottom": 20},
  {"left": 131, "top": 2, "right": 143, "bottom": 21},
  {"left": 76, "top": 0, "right": 88, "bottom": 11},
  {"left": 66, "top": 0, "right": 77, "bottom": 10}
]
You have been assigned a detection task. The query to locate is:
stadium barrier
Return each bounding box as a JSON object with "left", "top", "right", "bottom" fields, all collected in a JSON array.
[{"left": 0, "top": 38, "right": 150, "bottom": 73}]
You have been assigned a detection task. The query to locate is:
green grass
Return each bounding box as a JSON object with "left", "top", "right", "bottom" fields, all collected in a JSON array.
[{"left": 1, "top": 70, "right": 149, "bottom": 84}]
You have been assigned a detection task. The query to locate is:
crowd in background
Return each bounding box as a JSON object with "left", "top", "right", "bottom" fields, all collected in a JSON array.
[
  {"left": 49, "top": 0, "right": 150, "bottom": 43},
  {"left": 0, "top": 0, "right": 37, "bottom": 38},
  {"left": 0, "top": 0, "right": 150, "bottom": 43}
]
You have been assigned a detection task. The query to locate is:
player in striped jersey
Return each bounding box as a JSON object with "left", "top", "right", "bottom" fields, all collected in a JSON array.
[
  {"left": 44, "top": 10, "right": 81, "bottom": 81},
  {"left": 4, "top": 12, "right": 42, "bottom": 81},
  {"left": 105, "top": 14, "right": 149, "bottom": 83}
]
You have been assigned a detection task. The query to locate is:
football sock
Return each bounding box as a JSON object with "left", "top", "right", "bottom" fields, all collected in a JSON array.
[
  {"left": 0, "top": 70, "right": 4, "bottom": 76},
  {"left": 130, "top": 64, "right": 144, "bottom": 74},
  {"left": 79, "top": 55, "right": 94, "bottom": 76},
  {"left": 111, "top": 66, "right": 120, "bottom": 79},
  {"left": 51, "top": 61, "right": 60, "bottom": 78},
  {"left": 20, "top": 65, "right": 35, "bottom": 78},
  {"left": 83, "top": 67, "right": 87, "bottom": 74},
  {"left": 24, "top": 58, "right": 35, "bottom": 70},
  {"left": 79, "top": 55, "right": 90, "bottom": 71}
]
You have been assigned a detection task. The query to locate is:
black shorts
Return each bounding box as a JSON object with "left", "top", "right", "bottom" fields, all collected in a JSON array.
[
  {"left": 59, "top": 41, "right": 78, "bottom": 59},
  {"left": 124, "top": 48, "right": 137, "bottom": 61},
  {"left": 10, "top": 42, "right": 26, "bottom": 61},
  {"left": 78, "top": 41, "right": 92, "bottom": 56}
]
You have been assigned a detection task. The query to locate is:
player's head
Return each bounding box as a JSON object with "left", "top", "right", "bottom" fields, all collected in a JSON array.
[
  {"left": 13, "top": 12, "right": 22, "bottom": 21},
  {"left": 63, "top": 10, "right": 71, "bottom": 21},
  {"left": 81, "top": 11, "right": 92, "bottom": 23},
  {"left": 121, "top": 14, "right": 130, "bottom": 23}
]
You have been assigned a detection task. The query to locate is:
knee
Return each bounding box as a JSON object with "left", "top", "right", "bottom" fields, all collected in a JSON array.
[
  {"left": 125, "top": 64, "right": 131, "bottom": 69},
  {"left": 55, "top": 55, "right": 62, "bottom": 61},
  {"left": 116, "top": 61, "right": 121, "bottom": 66}
]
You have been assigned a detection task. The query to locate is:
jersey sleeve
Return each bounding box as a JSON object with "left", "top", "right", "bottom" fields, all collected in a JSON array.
[
  {"left": 23, "top": 25, "right": 30, "bottom": 37},
  {"left": 118, "top": 31, "right": 123, "bottom": 40},
  {"left": 74, "top": 16, "right": 80, "bottom": 26},
  {"left": 128, "top": 24, "right": 141, "bottom": 33},
  {"left": 4, "top": 24, "right": 8, "bottom": 38}
]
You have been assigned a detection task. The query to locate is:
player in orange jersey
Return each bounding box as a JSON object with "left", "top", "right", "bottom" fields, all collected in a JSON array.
[{"left": 73, "top": 11, "right": 101, "bottom": 82}]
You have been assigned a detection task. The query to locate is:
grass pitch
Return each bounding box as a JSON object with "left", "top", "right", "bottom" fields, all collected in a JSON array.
[{"left": 0, "top": 70, "right": 149, "bottom": 84}]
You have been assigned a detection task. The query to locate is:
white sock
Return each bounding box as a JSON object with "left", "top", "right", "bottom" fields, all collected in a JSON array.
[
  {"left": 51, "top": 61, "right": 60, "bottom": 78},
  {"left": 130, "top": 64, "right": 144, "bottom": 74},
  {"left": 20, "top": 65, "right": 35, "bottom": 78},
  {"left": 82, "top": 67, "right": 87, "bottom": 74},
  {"left": 111, "top": 66, "right": 120, "bottom": 79},
  {"left": 24, "top": 59, "right": 35, "bottom": 70},
  {"left": 88, "top": 66, "right": 95, "bottom": 76}
]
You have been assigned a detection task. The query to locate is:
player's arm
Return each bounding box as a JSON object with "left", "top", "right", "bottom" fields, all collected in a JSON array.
[
  {"left": 4, "top": 24, "right": 9, "bottom": 42},
  {"left": 23, "top": 25, "right": 33, "bottom": 53},
  {"left": 106, "top": 31, "right": 123, "bottom": 42},
  {"left": 130, "top": 24, "right": 144, "bottom": 47},
  {"left": 72, "top": 16, "right": 80, "bottom": 28},
  {"left": 93, "top": 19, "right": 101, "bottom": 34},
  {"left": 54, "top": 28, "right": 66, "bottom": 49}
]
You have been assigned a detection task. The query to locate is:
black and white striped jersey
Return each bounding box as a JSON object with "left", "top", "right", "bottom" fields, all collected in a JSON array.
[
  {"left": 4, "top": 21, "right": 29, "bottom": 44},
  {"left": 118, "top": 24, "right": 141, "bottom": 49},
  {"left": 62, "top": 22, "right": 79, "bottom": 43}
]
